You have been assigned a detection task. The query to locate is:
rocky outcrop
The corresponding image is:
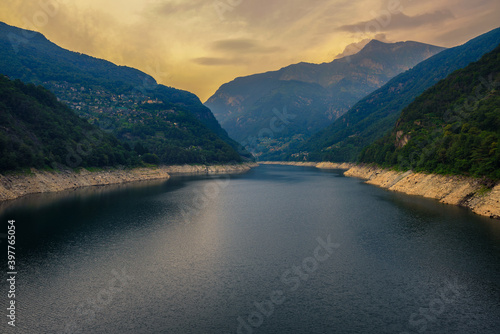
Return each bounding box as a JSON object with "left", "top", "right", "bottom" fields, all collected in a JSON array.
[
  {"left": 344, "top": 165, "right": 500, "bottom": 219},
  {"left": 0, "top": 163, "right": 257, "bottom": 202}
]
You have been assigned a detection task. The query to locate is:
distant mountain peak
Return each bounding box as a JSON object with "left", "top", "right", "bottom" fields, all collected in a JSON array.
[
  {"left": 334, "top": 36, "right": 389, "bottom": 60},
  {"left": 205, "top": 39, "right": 445, "bottom": 159},
  {"left": 364, "top": 39, "right": 387, "bottom": 47},
  {"left": 351, "top": 39, "right": 443, "bottom": 60},
  {"left": 296, "top": 26, "right": 500, "bottom": 163}
]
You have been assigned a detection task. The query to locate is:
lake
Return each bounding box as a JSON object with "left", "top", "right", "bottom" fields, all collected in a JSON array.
[{"left": 1, "top": 165, "right": 499, "bottom": 333}]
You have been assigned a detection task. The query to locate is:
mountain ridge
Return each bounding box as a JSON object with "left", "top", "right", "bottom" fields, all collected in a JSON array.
[
  {"left": 0, "top": 74, "right": 138, "bottom": 171},
  {"left": 0, "top": 21, "right": 250, "bottom": 164},
  {"left": 359, "top": 43, "right": 500, "bottom": 179},
  {"left": 296, "top": 26, "right": 500, "bottom": 162},
  {"left": 205, "top": 39, "right": 445, "bottom": 160}
]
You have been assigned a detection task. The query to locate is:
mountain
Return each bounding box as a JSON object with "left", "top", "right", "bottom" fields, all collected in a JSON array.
[
  {"left": 0, "top": 21, "right": 249, "bottom": 164},
  {"left": 297, "top": 27, "right": 500, "bottom": 162},
  {"left": 359, "top": 44, "right": 500, "bottom": 180},
  {"left": 0, "top": 75, "right": 138, "bottom": 172},
  {"left": 205, "top": 40, "right": 445, "bottom": 159}
]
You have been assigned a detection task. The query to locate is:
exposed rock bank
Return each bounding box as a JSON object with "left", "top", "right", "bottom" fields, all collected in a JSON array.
[
  {"left": 344, "top": 165, "right": 500, "bottom": 219},
  {"left": 259, "top": 161, "right": 354, "bottom": 169},
  {"left": 0, "top": 163, "right": 257, "bottom": 202},
  {"left": 260, "top": 161, "right": 499, "bottom": 219},
  {"left": 165, "top": 163, "right": 258, "bottom": 175},
  {"left": 315, "top": 162, "right": 355, "bottom": 170}
]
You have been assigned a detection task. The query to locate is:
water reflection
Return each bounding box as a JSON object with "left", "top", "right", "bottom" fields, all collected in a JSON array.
[{"left": 0, "top": 165, "right": 499, "bottom": 334}]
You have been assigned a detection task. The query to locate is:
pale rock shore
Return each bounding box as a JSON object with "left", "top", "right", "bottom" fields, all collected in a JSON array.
[
  {"left": 259, "top": 161, "right": 355, "bottom": 169},
  {"left": 0, "top": 163, "right": 258, "bottom": 202},
  {"left": 164, "top": 163, "right": 258, "bottom": 175},
  {"left": 344, "top": 165, "right": 500, "bottom": 220},
  {"left": 260, "top": 161, "right": 500, "bottom": 219}
]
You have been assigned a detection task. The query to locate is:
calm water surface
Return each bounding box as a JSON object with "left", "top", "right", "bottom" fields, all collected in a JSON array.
[{"left": 1, "top": 165, "right": 499, "bottom": 334}]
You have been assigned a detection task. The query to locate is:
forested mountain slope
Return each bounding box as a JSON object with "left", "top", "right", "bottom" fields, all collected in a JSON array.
[
  {"left": 296, "top": 27, "right": 500, "bottom": 162},
  {"left": 359, "top": 44, "right": 500, "bottom": 179}
]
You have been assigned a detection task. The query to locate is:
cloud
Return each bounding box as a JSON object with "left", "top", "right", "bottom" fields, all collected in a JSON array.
[
  {"left": 1, "top": 0, "right": 499, "bottom": 101},
  {"left": 334, "top": 33, "right": 389, "bottom": 59},
  {"left": 191, "top": 38, "right": 283, "bottom": 66},
  {"left": 211, "top": 39, "right": 260, "bottom": 52},
  {"left": 210, "top": 38, "right": 282, "bottom": 54},
  {"left": 192, "top": 57, "right": 245, "bottom": 66},
  {"left": 340, "top": 10, "right": 456, "bottom": 32},
  {"left": 154, "top": 0, "right": 206, "bottom": 16}
]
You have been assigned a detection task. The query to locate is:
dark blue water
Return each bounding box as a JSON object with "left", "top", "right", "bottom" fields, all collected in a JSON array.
[{"left": 1, "top": 165, "right": 499, "bottom": 333}]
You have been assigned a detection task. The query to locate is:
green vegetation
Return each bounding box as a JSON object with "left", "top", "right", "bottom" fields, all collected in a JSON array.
[
  {"left": 476, "top": 185, "right": 493, "bottom": 197},
  {"left": 113, "top": 102, "right": 242, "bottom": 164},
  {"left": 0, "top": 75, "right": 139, "bottom": 172},
  {"left": 359, "top": 44, "right": 500, "bottom": 180},
  {"left": 0, "top": 21, "right": 249, "bottom": 165},
  {"left": 295, "top": 27, "right": 500, "bottom": 162},
  {"left": 206, "top": 40, "right": 445, "bottom": 160}
]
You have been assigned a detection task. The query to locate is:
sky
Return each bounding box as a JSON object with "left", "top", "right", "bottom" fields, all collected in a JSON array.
[{"left": 1, "top": 0, "right": 499, "bottom": 101}]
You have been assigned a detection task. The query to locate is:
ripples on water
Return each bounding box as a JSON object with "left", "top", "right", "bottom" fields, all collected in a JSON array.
[{"left": 1, "top": 165, "right": 499, "bottom": 333}]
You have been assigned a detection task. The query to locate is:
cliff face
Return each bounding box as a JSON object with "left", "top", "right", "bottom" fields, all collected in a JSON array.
[
  {"left": 344, "top": 165, "right": 500, "bottom": 219},
  {"left": 0, "top": 164, "right": 257, "bottom": 202}
]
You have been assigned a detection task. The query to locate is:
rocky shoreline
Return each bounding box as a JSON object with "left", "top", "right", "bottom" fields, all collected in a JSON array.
[
  {"left": 260, "top": 161, "right": 500, "bottom": 219},
  {"left": 5, "top": 161, "right": 497, "bottom": 219},
  {"left": 0, "top": 163, "right": 258, "bottom": 202},
  {"left": 164, "top": 163, "right": 258, "bottom": 175},
  {"left": 259, "top": 161, "right": 355, "bottom": 169},
  {"left": 344, "top": 165, "right": 500, "bottom": 219}
]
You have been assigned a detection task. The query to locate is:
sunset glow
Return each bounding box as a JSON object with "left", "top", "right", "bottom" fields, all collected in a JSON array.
[{"left": 1, "top": 0, "right": 499, "bottom": 100}]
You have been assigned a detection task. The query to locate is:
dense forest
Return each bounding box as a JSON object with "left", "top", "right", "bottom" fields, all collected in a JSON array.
[
  {"left": 294, "top": 27, "right": 500, "bottom": 163},
  {"left": 0, "top": 22, "right": 250, "bottom": 166},
  {"left": 0, "top": 74, "right": 244, "bottom": 172},
  {"left": 359, "top": 44, "right": 500, "bottom": 180},
  {"left": 0, "top": 75, "right": 139, "bottom": 172},
  {"left": 113, "top": 102, "right": 242, "bottom": 164},
  {"left": 206, "top": 40, "right": 445, "bottom": 160}
]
